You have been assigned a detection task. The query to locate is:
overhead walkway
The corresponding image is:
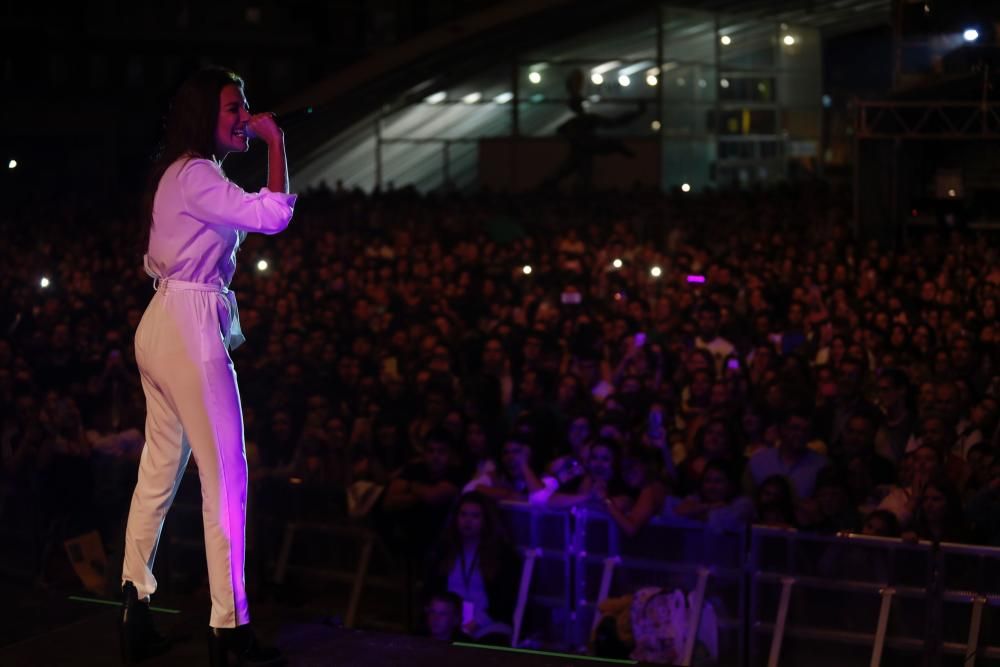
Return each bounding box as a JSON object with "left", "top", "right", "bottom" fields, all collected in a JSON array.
[{"left": 232, "top": 0, "right": 889, "bottom": 194}]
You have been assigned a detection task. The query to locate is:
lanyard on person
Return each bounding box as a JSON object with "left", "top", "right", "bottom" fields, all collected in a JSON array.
[{"left": 459, "top": 546, "right": 480, "bottom": 592}]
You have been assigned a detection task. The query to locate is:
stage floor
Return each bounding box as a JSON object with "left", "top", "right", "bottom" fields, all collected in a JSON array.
[{"left": 0, "top": 600, "right": 633, "bottom": 667}]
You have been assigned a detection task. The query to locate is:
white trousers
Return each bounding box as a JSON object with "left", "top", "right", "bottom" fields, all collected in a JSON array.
[{"left": 122, "top": 282, "right": 249, "bottom": 628}]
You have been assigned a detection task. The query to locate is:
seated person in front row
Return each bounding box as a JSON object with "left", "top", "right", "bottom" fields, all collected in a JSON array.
[
  {"left": 424, "top": 492, "right": 520, "bottom": 644},
  {"left": 423, "top": 591, "right": 472, "bottom": 642}
]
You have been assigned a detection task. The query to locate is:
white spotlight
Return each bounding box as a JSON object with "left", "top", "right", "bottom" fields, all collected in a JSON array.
[
  {"left": 424, "top": 91, "right": 446, "bottom": 104},
  {"left": 528, "top": 71, "right": 542, "bottom": 84},
  {"left": 963, "top": 28, "right": 979, "bottom": 42},
  {"left": 681, "top": 183, "right": 691, "bottom": 193},
  {"left": 783, "top": 35, "right": 796, "bottom": 46},
  {"left": 720, "top": 35, "right": 732, "bottom": 45},
  {"left": 612, "top": 258, "right": 623, "bottom": 269},
  {"left": 618, "top": 74, "right": 631, "bottom": 87},
  {"left": 40, "top": 276, "right": 51, "bottom": 288},
  {"left": 461, "top": 92, "right": 482, "bottom": 104},
  {"left": 7, "top": 159, "right": 16, "bottom": 170},
  {"left": 720, "top": 78, "right": 730, "bottom": 88},
  {"left": 256, "top": 259, "right": 269, "bottom": 272},
  {"left": 651, "top": 120, "right": 661, "bottom": 131},
  {"left": 650, "top": 266, "right": 662, "bottom": 278},
  {"left": 493, "top": 92, "right": 513, "bottom": 104},
  {"left": 591, "top": 73, "right": 604, "bottom": 85},
  {"left": 646, "top": 74, "right": 658, "bottom": 86},
  {"left": 522, "top": 265, "right": 533, "bottom": 275}
]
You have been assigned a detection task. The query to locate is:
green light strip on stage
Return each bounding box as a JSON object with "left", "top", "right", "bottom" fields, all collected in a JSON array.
[
  {"left": 452, "top": 642, "right": 637, "bottom": 664},
  {"left": 68, "top": 596, "right": 181, "bottom": 615}
]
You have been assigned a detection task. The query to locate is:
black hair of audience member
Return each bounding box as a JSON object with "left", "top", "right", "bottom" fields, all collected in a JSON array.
[
  {"left": 365, "top": 412, "right": 410, "bottom": 480},
  {"left": 422, "top": 590, "right": 472, "bottom": 642},
  {"left": 878, "top": 366, "right": 914, "bottom": 399},
  {"left": 777, "top": 404, "right": 815, "bottom": 429},
  {"left": 754, "top": 474, "right": 797, "bottom": 528},
  {"left": 701, "top": 458, "right": 741, "bottom": 503},
  {"left": 862, "top": 509, "right": 901, "bottom": 538},
  {"left": 455, "top": 416, "right": 493, "bottom": 479},
  {"left": 425, "top": 371, "right": 457, "bottom": 403},
  {"left": 585, "top": 437, "right": 629, "bottom": 495},
  {"left": 908, "top": 475, "right": 968, "bottom": 544},
  {"left": 806, "top": 466, "right": 862, "bottom": 534},
  {"left": 676, "top": 416, "right": 744, "bottom": 497},
  {"left": 424, "top": 427, "right": 458, "bottom": 457}
]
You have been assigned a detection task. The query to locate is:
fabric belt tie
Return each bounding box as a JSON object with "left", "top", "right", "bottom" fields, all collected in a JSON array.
[{"left": 144, "top": 256, "right": 245, "bottom": 351}]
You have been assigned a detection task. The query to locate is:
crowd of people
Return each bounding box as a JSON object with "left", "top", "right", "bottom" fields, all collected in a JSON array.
[{"left": 1, "top": 181, "right": 999, "bottom": 652}]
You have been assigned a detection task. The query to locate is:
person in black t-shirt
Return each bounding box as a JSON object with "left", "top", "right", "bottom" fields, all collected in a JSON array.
[{"left": 383, "top": 428, "right": 464, "bottom": 554}]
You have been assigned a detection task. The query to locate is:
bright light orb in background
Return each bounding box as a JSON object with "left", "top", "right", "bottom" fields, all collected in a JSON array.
[
  {"left": 528, "top": 71, "right": 542, "bottom": 84},
  {"left": 963, "top": 28, "right": 979, "bottom": 42},
  {"left": 783, "top": 35, "right": 796, "bottom": 46},
  {"left": 522, "top": 265, "right": 533, "bottom": 275},
  {"left": 257, "top": 260, "right": 269, "bottom": 272},
  {"left": 612, "top": 258, "right": 623, "bottom": 269},
  {"left": 7, "top": 159, "right": 16, "bottom": 169},
  {"left": 681, "top": 183, "right": 692, "bottom": 193},
  {"left": 40, "top": 276, "right": 50, "bottom": 288},
  {"left": 650, "top": 266, "right": 662, "bottom": 278},
  {"left": 720, "top": 35, "right": 732, "bottom": 45},
  {"left": 591, "top": 73, "right": 604, "bottom": 85},
  {"left": 618, "top": 74, "right": 631, "bottom": 87}
]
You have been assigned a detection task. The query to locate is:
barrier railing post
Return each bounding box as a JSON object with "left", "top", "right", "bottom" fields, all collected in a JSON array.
[
  {"left": 767, "top": 576, "right": 795, "bottom": 667},
  {"left": 679, "top": 566, "right": 711, "bottom": 667},
  {"left": 965, "top": 595, "right": 986, "bottom": 667},
  {"left": 512, "top": 547, "right": 541, "bottom": 647},
  {"left": 869, "top": 587, "right": 895, "bottom": 667},
  {"left": 345, "top": 532, "right": 374, "bottom": 628},
  {"left": 589, "top": 555, "right": 621, "bottom": 634}
]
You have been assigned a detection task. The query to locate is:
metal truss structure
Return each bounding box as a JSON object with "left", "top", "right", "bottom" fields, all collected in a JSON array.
[{"left": 856, "top": 100, "right": 1000, "bottom": 139}]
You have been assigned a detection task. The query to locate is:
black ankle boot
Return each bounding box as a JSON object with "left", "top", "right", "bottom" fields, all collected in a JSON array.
[
  {"left": 119, "top": 581, "right": 171, "bottom": 664},
  {"left": 208, "top": 624, "right": 285, "bottom": 667}
]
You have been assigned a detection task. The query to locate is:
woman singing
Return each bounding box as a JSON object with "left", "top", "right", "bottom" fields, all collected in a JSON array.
[{"left": 119, "top": 66, "right": 294, "bottom": 666}]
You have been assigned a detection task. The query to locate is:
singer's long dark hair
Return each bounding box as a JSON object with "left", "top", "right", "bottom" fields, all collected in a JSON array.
[{"left": 142, "top": 66, "right": 244, "bottom": 233}]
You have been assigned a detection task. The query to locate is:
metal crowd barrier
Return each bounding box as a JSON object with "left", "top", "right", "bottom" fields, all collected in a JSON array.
[
  {"left": 749, "top": 527, "right": 1000, "bottom": 667},
  {"left": 497, "top": 502, "right": 1000, "bottom": 666},
  {"left": 498, "top": 501, "right": 746, "bottom": 666},
  {"left": 498, "top": 502, "right": 576, "bottom": 648}
]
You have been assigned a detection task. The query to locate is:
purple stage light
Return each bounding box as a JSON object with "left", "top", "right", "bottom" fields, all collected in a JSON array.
[{"left": 686, "top": 274, "right": 706, "bottom": 284}]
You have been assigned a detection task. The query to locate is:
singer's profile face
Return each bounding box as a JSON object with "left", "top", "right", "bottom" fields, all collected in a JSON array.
[{"left": 215, "top": 84, "right": 251, "bottom": 158}]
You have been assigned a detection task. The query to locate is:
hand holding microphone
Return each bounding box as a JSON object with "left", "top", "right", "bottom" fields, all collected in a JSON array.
[
  {"left": 245, "top": 112, "right": 283, "bottom": 145},
  {"left": 245, "top": 106, "right": 313, "bottom": 143}
]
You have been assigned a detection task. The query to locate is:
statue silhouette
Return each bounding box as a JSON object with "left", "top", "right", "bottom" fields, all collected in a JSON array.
[{"left": 540, "top": 68, "right": 647, "bottom": 192}]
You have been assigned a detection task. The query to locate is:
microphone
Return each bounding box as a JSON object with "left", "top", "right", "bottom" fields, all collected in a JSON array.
[
  {"left": 272, "top": 106, "right": 315, "bottom": 128},
  {"left": 246, "top": 107, "right": 315, "bottom": 140}
]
